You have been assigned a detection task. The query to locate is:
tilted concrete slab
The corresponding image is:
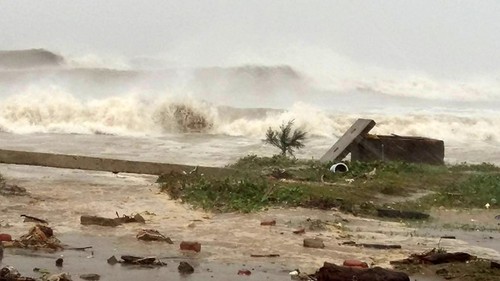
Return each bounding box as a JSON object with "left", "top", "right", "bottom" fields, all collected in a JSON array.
[
  {"left": 319, "top": 119, "right": 376, "bottom": 163},
  {"left": 0, "top": 149, "right": 233, "bottom": 177}
]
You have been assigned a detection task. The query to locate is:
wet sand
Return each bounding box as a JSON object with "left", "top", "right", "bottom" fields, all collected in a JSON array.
[{"left": 1, "top": 164, "right": 500, "bottom": 280}]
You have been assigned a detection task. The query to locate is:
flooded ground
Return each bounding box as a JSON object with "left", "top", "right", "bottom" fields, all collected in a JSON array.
[{"left": 1, "top": 163, "right": 499, "bottom": 280}]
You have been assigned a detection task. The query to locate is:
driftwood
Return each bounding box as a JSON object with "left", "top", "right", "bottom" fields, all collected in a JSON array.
[
  {"left": 315, "top": 262, "right": 409, "bottom": 281},
  {"left": 80, "top": 213, "right": 145, "bottom": 227},
  {"left": 376, "top": 209, "right": 429, "bottom": 220},
  {"left": 250, "top": 254, "right": 280, "bottom": 258},
  {"left": 390, "top": 249, "right": 475, "bottom": 265},
  {"left": 20, "top": 215, "right": 48, "bottom": 224},
  {"left": 341, "top": 241, "right": 401, "bottom": 249},
  {"left": 65, "top": 246, "right": 93, "bottom": 251},
  {"left": 119, "top": 255, "right": 166, "bottom": 266}
]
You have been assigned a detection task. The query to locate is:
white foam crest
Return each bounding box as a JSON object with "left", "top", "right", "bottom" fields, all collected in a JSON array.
[
  {"left": 0, "top": 86, "right": 217, "bottom": 136},
  {"left": 216, "top": 102, "right": 500, "bottom": 145},
  {"left": 215, "top": 103, "right": 346, "bottom": 138},
  {"left": 1, "top": 86, "right": 499, "bottom": 147}
]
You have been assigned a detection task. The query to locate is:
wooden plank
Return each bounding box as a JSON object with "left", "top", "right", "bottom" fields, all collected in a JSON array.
[
  {"left": 0, "top": 149, "right": 233, "bottom": 177},
  {"left": 319, "top": 119, "right": 376, "bottom": 163}
]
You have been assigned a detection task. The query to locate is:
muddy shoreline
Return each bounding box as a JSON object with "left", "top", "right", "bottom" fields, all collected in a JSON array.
[{"left": 1, "top": 164, "right": 500, "bottom": 280}]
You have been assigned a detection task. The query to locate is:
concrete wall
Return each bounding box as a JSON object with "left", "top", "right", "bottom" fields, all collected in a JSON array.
[
  {"left": 0, "top": 149, "right": 233, "bottom": 177},
  {"left": 351, "top": 135, "right": 445, "bottom": 165}
]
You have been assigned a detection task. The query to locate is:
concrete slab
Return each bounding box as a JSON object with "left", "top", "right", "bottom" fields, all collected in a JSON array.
[
  {"left": 0, "top": 149, "right": 233, "bottom": 177},
  {"left": 319, "top": 119, "right": 376, "bottom": 163}
]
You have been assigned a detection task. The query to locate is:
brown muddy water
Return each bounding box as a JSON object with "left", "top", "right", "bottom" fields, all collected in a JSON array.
[{"left": 1, "top": 164, "right": 500, "bottom": 281}]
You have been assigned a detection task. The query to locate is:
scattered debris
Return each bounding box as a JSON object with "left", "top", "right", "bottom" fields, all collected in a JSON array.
[
  {"left": 250, "top": 254, "right": 280, "bottom": 258},
  {"left": 270, "top": 168, "right": 292, "bottom": 179},
  {"left": 136, "top": 229, "right": 173, "bottom": 243},
  {"left": 119, "top": 255, "right": 166, "bottom": 266},
  {"left": 342, "top": 242, "right": 401, "bottom": 250},
  {"left": 0, "top": 266, "right": 37, "bottom": 281},
  {"left": 2, "top": 225, "right": 62, "bottom": 250},
  {"left": 237, "top": 269, "right": 251, "bottom": 276},
  {"left": 56, "top": 258, "right": 63, "bottom": 267},
  {"left": 390, "top": 249, "right": 475, "bottom": 265},
  {"left": 315, "top": 262, "right": 409, "bottom": 281},
  {"left": 21, "top": 215, "right": 48, "bottom": 224},
  {"left": 178, "top": 262, "right": 194, "bottom": 274},
  {"left": 303, "top": 238, "right": 325, "bottom": 249},
  {"left": 363, "top": 168, "right": 377, "bottom": 179},
  {"left": 79, "top": 274, "right": 100, "bottom": 281},
  {"left": 376, "top": 209, "right": 430, "bottom": 220},
  {"left": 65, "top": 246, "right": 92, "bottom": 251},
  {"left": 329, "top": 163, "right": 348, "bottom": 173},
  {"left": 114, "top": 212, "right": 146, "bottom": 224},
  {"left": 80, "top": 213, "right": 145, "bottom": 227},
  {"left": 179, "top": 241, "right": 201, "bottom": 252},
  {"left": 260, "top": 219, "right": 276, "bottom": 226}
]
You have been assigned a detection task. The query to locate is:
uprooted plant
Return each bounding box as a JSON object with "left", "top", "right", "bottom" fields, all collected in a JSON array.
[{"left": 264, "top": 120, "right": 307, "bottom": 157}]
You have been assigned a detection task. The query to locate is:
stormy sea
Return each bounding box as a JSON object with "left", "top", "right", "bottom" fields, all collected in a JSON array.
[{"left": 1, "top": 49, "right": 499, "bottom": 165}]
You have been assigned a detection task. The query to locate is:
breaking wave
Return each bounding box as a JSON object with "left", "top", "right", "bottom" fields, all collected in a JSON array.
[{"left": 0, "top": 88, "right": 499, "bottom": 147}]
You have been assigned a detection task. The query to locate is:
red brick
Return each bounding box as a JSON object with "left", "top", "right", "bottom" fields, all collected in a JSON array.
[
  {"left": 260, "top": 220, "right": 276, "bottom": 226},
  {"left": 343, "top": 259, "right": 369, "bottom": 268},
  {"left": 180, "top": 241, "right": 201, "bottom": 252},
  {"left": 0, "top": 233, "right": 12, "bottom": 242}
]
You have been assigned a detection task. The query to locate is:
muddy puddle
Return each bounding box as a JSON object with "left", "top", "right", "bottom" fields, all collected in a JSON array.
[{"left": 2, "top": 234, "right": 291, "bottom": 281}]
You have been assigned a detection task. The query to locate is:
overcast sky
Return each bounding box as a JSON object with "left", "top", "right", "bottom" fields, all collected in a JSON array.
[{"left": 1, "top": 1, "right": 500, "bottom": 76}]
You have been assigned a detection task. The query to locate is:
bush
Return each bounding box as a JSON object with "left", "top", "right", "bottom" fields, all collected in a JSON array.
[{"left": 265, "top": 120, "right": 306, "bottom": 157}]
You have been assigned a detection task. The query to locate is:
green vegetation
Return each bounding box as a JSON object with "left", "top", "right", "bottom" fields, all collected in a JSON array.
[
  {"left": 264, "top": 120, "right": 306, "bottom": 157},
  {"left": 157, "top": 156, "right": 500, "bottom": 214}
]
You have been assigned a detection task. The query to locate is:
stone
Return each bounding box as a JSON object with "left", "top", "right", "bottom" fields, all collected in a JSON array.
[
  {"left": 136, "top": 229, "right": 173, "bottom": 243},
  {"left": 0, "top": 233, "right": 12, "bottom": 242},
  {"left": 133, "top": 214, "right": 146, "bottom": 224},
  {"left": 180, "top": 241, "right": 201, "bottom": 252},
  {"left": 343, "top": 259, "right": 368, "bottom": 268},
  {"left": 79, "top": 273, "right": 100, "bottom": 281},
  {"left": 56, "top": 258, "right": 64, "bottom": 267},
  {"left": 237, "top": 269, "right": 251, "bottom": 275},
  {"left": 303, "top": 238, "right": 325, "bottom": 249},
  {"left": 491, "top": 260, "right": 500, "bottom": 269},
  {"left": 107, "top": 255, "right": 118, "bottom": 265},
  {"left": 178, "top": 262, "right": 194, "bottom": 274},
  {"left": 293, "top": 228, "right": 305, "bottom": 234},
  {"left": 260, "top": 219, "right": 276, "bottom": 226},
  {"left": 0, "top": 266, "right": 21, "bottom": 280}
]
